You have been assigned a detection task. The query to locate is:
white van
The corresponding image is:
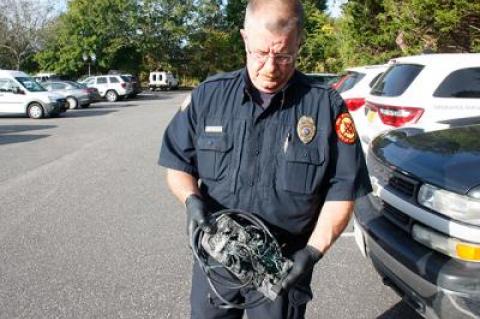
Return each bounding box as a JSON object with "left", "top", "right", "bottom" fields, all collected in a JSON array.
[
  {"left": 149, "top": 71, "right": 178, "bottom": 90},
  {"left": 0, "top": 70, "right": 66, "bottom": 119},
  {"left": 33, "top": 72, "right": 58, "bottom": 83}
]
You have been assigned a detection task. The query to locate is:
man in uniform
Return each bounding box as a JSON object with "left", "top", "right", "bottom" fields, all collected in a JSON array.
[{"left": 158, "top": 0, "right": 371, "bottom": 318}]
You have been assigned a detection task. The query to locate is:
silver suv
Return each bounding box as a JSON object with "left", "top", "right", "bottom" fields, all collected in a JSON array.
[{"left": 80, "top": 75, "right": 132, "bottom": 102}]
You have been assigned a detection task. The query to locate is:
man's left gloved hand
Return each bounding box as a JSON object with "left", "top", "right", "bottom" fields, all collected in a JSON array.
[{"left": 282, "top": 245, "right": 323, "bottom": 291}]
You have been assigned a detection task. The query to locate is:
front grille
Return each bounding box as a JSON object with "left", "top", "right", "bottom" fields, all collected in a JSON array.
[
  {"left": 389, "top": 175, "right": 416, "bottom": 198},
  {"left": 368, "top": 154, "right": 418, "bottom": 200},
  {"left": 383, "top": 203, "right": 412, "bottom": 233}
]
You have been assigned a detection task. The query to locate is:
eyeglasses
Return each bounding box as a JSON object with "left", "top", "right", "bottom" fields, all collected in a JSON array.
[{"left": 245, "top": 44, "right": 297, "bottom": 65}]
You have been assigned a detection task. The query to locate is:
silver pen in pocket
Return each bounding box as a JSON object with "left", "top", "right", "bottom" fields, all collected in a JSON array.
[{"left": 283, "top": 132, "right": 291, "bottom": 154}]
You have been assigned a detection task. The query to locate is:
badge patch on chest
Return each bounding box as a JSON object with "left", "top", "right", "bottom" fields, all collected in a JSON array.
[
  {"left": 335, "top": 113, "right": 357, "bottom": 144},
  {"left": 297, "top": 116, "right": 316, "bottom": 144}
]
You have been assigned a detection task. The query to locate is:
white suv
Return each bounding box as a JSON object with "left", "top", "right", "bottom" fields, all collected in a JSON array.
[
  {"left": 358, "top": 53, "right": 480, "bottom": 149},
  {"left": 80, "top": 75, "right": 132, "bottom": 102},
  {"left": 336, "top": 64, "right": 388, "bottom": 152}
]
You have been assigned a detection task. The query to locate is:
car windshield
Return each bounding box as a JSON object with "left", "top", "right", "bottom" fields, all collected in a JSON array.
[
  {"left": 77, "top": 76, "right": 90, "bottom": 82},
  {"left": 307, "top": 75, "right": 339, "bottom": 85},
  {"left": 15, "top": 77, "right": 46, "bottom": 92},
  {"left": 120, "top": 75, "right": 131, "bottom": 82},
  {"left": 336, "top": 72, "right": 365, "bottom": 93},
  {"left": 66, "top": 81, "right": 84, "bottom": 89},
  {"left": 76, "top": 83, "right": 88, "bottom": 88}
]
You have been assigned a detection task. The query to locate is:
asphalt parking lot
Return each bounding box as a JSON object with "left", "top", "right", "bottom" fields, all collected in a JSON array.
[{"left": 0, "top": 91, "right": 421, "bottom": 319}]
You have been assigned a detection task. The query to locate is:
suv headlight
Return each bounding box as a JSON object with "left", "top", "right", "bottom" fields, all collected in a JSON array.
[
  {"left": 418, "top": 184, "right": 480, "bottom": 226},
  {"left": 412, "top": 224, "right": 480, "bottom": 262}
]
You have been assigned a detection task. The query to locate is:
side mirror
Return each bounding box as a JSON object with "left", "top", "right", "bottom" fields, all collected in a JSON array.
[{"left": 13, "top": 87, "right": 25, "bottom": 95}]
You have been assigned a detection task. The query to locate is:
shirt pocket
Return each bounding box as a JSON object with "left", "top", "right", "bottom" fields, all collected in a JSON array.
[
  {"left": 196, "top": 133, "right": 233, "bottom": 181},
  {"left": 277, "top": 143, "right": 325, "bottom": 194}
]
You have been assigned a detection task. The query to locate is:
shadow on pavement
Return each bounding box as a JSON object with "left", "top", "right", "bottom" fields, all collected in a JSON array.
[
  {"left": 0, "top": 125, "right": 56, "bottom": 135},
  {"left": 131, "top": 92, "right": 183, "bottom": 101},
  {"left": 377, "top": 300, "right": 422, "bottom": 319},
  {"left": 0, "top": 134, "right": 50, "bottom": 145},
  {"left": 86, "top": 103, "right": 138, "bottom": 109},
  {"left": 60, "top": 110, "right": 118, "bottom": 118}
]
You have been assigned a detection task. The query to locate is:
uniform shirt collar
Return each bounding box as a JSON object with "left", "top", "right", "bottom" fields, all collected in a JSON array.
[{"left": 241, "top": 68, "right": 303, "bottom": 104}]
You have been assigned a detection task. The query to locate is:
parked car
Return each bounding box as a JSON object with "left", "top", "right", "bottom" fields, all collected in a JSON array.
[
  {"left": 122, "top": 74, "right": 142, "bottom": 97},
  {"left": 77, "top": 83, "right": 102, "bottom": 104},
  {"left": 42, "top": 80, "right": 90, "bottom": 109},
  {"left": 149, "top": 71, "right": 178, "bottom": 90},
  {"left": 358, "top": 53, "right": 480, "bottom": 150},
  {"left": 354, "top": 125, "right": 480, "bottom": 318},
  {"left": 305, "top": 72, "right": 340, "bottom": 85},
  {"left": 79, "top": 75, "right": 132, "bottom": 102},
  {"left": 0, "top": 70, "right": 66, "bottom": 119},
  {"left": 107, "top": 70, "right": 142, "bottom": 97},
  {"left": 337, "top": 64, "right": 389, "bottom": 152}
]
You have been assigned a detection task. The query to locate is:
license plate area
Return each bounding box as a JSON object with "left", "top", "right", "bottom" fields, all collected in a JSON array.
[{"left": 354, "top": 218, "right": 367, "bottom": 258}]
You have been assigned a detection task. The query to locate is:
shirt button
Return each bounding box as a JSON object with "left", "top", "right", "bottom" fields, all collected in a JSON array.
[{"left": 256, "top": 149, "right": 260, "bottom": 155}]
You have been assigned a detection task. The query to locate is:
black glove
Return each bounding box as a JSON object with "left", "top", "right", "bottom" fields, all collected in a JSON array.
[
  {"left": 282, "top": 245, "right": 323, "bottom": 291},
  {"left": 185, "top": 194, "right": 213, "bottom": 236}
]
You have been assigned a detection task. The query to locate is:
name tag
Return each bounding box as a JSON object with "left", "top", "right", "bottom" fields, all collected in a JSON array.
[{"left": 205, "top": 126, "right": 223, "bottom": 133}]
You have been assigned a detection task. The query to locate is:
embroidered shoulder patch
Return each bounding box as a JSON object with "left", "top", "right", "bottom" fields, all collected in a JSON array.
[{"left": 335, "top": 113, "right": 357, "bottom": 144}]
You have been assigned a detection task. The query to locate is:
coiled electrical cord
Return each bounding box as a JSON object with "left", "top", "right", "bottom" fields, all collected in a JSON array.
[{"left": 190, "top": 209, "right": 285, "bottom": 309}]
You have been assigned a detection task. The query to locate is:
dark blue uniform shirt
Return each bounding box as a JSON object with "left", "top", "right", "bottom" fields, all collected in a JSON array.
[{"left": 159, "top": 69, "right": 371, "bottom": 241}]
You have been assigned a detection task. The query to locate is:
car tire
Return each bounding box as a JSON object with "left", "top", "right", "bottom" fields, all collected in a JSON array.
[
  {"left": 27, "top": 102, "right": 44, "bottom": 119},
  {"left": 106, "top": 90, "right": 118, "bottom": 102},
  {"left": 66, "top": 96, "right": 78, "bottom": 109}
]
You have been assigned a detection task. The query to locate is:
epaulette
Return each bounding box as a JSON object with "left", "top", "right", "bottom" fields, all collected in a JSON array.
[{"left": 202, "top": 69, "right": 243, "bottom": 85}]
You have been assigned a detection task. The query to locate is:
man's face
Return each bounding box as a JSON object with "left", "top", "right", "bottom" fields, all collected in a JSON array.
[{"left": 241, "top": 26, "right": 300, "bottom": 94}]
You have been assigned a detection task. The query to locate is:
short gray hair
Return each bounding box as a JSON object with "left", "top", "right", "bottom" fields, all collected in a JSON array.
[{"left": 244, "top": 0, "right": 304, "bottom": 37}]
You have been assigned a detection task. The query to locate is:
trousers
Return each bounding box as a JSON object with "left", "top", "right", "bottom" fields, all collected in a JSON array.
[{"left": 190, "top": 261, "right": 314, "bottom": 319}]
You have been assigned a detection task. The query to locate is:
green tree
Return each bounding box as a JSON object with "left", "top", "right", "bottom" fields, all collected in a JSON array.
[
  {"left": 185, "top": 0, "right": 243, "bottom": 80},
  {"left": 298, "top": 0, "right": 339, "bottom": 72},
  {"left": 336, "top": 0, "right": 400, "bottom": 68},
  {"left": 382, "top": 0, "right": 480, "bottom": 53},
  {"left": 336, "top": 0, "right": 480, "bottom": 70},
  {"left": 35, "top": 0, "right": 138, "bottom": 76},
  {"left": 135, "top": 0, "right": 194, "bottom": 76},
  {"left": 224, "top": 0, "right": 248, "bottom": 71},
  {"left": 0, "top": 0, "right": 56, "bottom": 71}
]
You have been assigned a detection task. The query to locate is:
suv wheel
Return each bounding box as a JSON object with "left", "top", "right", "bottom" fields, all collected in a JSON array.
[
  {"left": 66, "top": 96, "right": 78, "bottom": 109},
  {"left": 27, "top": 103, "right": 44, "bottom": 119},
  {"left": 106, "top": 90, "right": 118, "bottom": 102}
]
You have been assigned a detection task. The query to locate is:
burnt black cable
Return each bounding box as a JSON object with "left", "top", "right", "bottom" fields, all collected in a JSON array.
[{"left": 190, "top": 209, "right": 285, "bottom": 309}]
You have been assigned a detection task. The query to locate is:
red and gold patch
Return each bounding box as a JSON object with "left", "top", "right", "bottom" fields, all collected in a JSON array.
[{"left": 335, "top": 113, "right": 357, "bottom": 144}]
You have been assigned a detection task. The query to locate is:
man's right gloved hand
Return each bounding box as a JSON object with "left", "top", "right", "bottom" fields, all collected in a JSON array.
[{"left": 185, "top": 194, "right": 214, "bottom": 237}]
